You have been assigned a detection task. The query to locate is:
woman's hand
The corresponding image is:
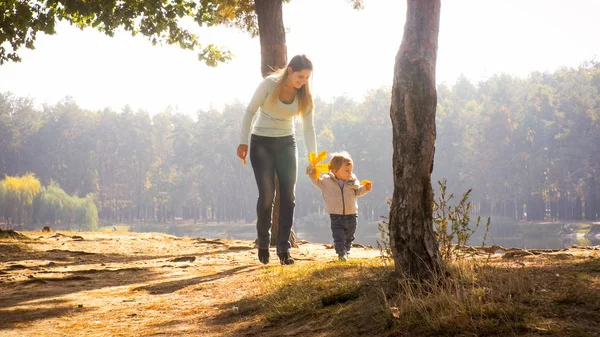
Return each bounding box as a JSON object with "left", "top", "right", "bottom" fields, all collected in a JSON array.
[
  {"left": 237, "top": 144, "right": 248, "bottom": 160},
  {"left": 306, "top": 165, "right": 315, "bottom": 176}
]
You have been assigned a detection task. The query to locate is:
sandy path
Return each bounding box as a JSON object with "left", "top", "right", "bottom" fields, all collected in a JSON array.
[{"left": 0, "top": 231, "right": 379, "bottom": 336}]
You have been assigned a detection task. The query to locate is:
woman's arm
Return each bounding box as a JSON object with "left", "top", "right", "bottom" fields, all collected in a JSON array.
[
  {"left": 301, "top": 102, "right": 317, "bottom": 154},
  {"left": 239, "top": 77, "right": 273, "bottom": 145}
]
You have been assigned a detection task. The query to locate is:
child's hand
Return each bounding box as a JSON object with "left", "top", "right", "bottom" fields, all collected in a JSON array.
[{"left": 306, "top": 165, "right": 315, "bottom": 176}]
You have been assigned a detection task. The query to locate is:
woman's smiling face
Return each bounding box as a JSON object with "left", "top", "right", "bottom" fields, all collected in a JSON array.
[{"left": 287, "top": 68, "right": 312, "bottom": 89}]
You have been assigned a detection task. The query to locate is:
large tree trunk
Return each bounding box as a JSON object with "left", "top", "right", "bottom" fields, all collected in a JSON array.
[
  {"left": 388, "top": 0, "right": 443, "bottom": 280},
  {"left": 254, "top": 0, "right": 297, "bottom": 247},
  {"left": 255, "top": 0, "right": 287, "bottom": 78}
]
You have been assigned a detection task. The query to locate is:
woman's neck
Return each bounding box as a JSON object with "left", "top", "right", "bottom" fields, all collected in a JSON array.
[{"left": 282, "top": 79, "right": 297, "bottom": 93}]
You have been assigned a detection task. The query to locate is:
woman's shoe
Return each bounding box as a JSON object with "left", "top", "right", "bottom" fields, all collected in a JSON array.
[
  {"left": 278, "top": 252, "right": 295, "bottom": 265},
  {"left": 258, "top": 248, "right": 270, "bottom": 264}
]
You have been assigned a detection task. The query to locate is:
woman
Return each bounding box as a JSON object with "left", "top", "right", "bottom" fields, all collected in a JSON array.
[{"left": 237, "top": 54, "right": 317, "bottom": 265}]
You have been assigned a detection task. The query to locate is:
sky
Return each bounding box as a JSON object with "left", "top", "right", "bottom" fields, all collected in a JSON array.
[{"left": 0, "top": 0, "right": 599, "bottom": 116}]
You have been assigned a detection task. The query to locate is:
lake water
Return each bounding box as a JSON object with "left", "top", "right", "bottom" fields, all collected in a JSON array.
[
  {"left": 297, "top": 231, "right": 600, "bottom": 250},
  {"left": 163, "top": 220, "right": 600, "bottom": 250}
]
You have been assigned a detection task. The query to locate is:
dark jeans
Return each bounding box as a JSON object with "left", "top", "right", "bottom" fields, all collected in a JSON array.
[
  {"left": 250, "top": 134, "right": 297, "bottom": 255},
  {"left": 330, "top": 214, "right": 358, "bottom": 256}
]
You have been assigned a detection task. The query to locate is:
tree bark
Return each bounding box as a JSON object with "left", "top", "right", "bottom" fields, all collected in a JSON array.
[
  {"left": 254, "top": 0, "right": 297, "bottom": 248},
  {"left": 389, "top": 0, "right": 443, "bottom": 280},
  {"left": 254, "top": 0, "right": 288, "bottom": 78}
]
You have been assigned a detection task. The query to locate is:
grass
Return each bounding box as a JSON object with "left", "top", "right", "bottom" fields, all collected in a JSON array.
[
  {"left": 225, "top": 254, "right": 600, "bottom": 336},
  {"left": 572, "top": 224, "right": 592, "bottom": 235},
  {"left": 257, "top": 259, "right": 386, "bottom": 320},
  {"left": 387, "top": 261, "right": 533, "bottom": 336},
  {"left": 2, "top": 230, "right": 599, "bottom": 336},
  {"left": 220, "top": 258, "right": 393, "bottom": 336},
  {"left": 520, "top": 222, "right": 596, "bottom": 237},
  {"left": 0, "top": 229, "right": 30, "bottom": 240}
]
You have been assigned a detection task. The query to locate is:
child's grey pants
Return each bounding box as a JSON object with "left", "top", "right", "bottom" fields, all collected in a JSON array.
[{"left": 330, "top": 214, "right": 358, "bottom": 256}]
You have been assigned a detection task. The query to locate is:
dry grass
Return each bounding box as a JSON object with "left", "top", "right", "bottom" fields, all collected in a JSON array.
[
  {"left": 220, "top": 258, "right": 394, "bottom": 337},
  {"left": 258, "top": 259, "right": 387, "bottom": 319},
  {"left": 226, "top": 251, "right": 600, "bottom": 336},
  {"left": 0, "top": 229, "right": 30, "bottom": 240},
  {"left": 1, "top": 231, "right": 599, "bottom": 336}
]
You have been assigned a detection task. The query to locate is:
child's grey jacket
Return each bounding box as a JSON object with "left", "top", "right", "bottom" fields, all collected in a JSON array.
[{"left": 309, "top": 172, "right": 370, "bottom": 215}]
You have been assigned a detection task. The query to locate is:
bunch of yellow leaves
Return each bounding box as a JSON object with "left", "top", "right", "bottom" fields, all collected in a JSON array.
[
  {"left": 361, "top": 180, "right": 372, "bottom": 189},
  {"left": 308, "top": 151, "right": 330, "bottom": 178}
]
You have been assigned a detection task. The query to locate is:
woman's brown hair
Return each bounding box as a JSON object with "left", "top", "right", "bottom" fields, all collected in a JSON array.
[{"left": 268, "top": 54, "right": 314, "bottom": 116}]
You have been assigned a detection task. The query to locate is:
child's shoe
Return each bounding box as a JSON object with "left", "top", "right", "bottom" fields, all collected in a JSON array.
[{"left": 338, "top": 254, "right": 348, "bottom": 262}]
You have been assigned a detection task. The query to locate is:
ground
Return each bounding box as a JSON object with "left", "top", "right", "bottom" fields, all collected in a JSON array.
[
  {"left": 0, "top": 230, "right": 378, "bottom": 337},
  {"left": 1, "top": 230, "right": 600, "bottom": 337}
]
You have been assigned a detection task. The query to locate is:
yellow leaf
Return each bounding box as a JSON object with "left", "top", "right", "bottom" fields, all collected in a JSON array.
[
  {"left": 308, "top": 151, "right": 329, "bottom": 178},
  {"left": 308, "top": 150, "right": 328, "bottom": 166},
  {"left": 308, "top": 152, "right": 317, "bottom": 164},
  {"left": 316, "top": 150, "right": 327, "bottom": 163},
  {"left": 242, "top": 158, "right": 246, "bottom": 166},
  {"left": 316, "top": 164, "right": 330, "bottom": 176}
]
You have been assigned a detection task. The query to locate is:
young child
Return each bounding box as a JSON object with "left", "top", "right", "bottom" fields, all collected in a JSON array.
[{"left": 307, "top": 151, "right": 372, "bottom": 261}]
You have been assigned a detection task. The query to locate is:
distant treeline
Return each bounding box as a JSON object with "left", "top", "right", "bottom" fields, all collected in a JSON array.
[
  {"left": 436, "top": 61, "right": 600, "bottom": 221},
  {"left": 0, "top": 174, "right": 98, "bottom": 229},
  {"left": 0, "top": 60, "right": 598, "bottom": 228}
]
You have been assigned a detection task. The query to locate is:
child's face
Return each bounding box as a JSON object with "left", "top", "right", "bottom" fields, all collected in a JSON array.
[{"left": 333, "top": 163, "right": 353, "bottom": 181}]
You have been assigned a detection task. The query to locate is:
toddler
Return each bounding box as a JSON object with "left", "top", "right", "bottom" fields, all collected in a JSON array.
[{"left": 307, "top": 151, "right": 372, "bottom": 261}]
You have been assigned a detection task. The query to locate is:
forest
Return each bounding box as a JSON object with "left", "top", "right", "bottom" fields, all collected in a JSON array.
[{"left": 1, "top": 60, "right": 599, "bottom": 230}]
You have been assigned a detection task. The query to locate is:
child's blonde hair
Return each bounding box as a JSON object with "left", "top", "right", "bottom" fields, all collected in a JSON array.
[{"left": 329, "top": 151, "right": 353, "bottom": 172}]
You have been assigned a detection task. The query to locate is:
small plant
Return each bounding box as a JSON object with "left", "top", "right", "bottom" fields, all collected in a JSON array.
[
  {"left": 376, "top": 181, "right": 490, "bottom": 262},
  {"left": 433, "top": 179, "right": 490, "bottom": 261}
]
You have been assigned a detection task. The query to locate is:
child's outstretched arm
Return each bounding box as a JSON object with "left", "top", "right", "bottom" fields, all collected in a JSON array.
[{"left": 357, "top": 180, "right": 372, "bottom": 197}]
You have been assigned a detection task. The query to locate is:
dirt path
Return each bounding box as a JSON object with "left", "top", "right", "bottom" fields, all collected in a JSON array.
[{"left": 0, "top": 231, "right": 380, "bottom": 336}]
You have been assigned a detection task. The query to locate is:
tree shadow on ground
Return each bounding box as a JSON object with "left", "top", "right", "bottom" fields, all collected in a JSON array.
[
  {"left": 0, "top": 305, "right": 92, "bottom": 330},
  {"left": 199, "top": 256, "right": 600, "bottom": 337},
  {"left": 0, "top": 265, "right": 160, "bottom": 308},
  {"left": 201, "top": 262, "right": 392, "bottom": 337},
  {"left": 133, "top": 265, "right": 255, "bottom": 295},
  {"left": 0, "top": 240, "right": 239, "bottom": 268}
]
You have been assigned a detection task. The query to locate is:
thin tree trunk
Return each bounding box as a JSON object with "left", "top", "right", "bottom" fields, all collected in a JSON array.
[
  {"left": 586, "top": 177, "right": 596, "bottom": 220},
  {"left": 254, "top": 0, "right": 297, "bottom": 248},
  {"left": 575, "top": 196, "right": 583, "bottom": 220},
  {"left": 388, "top": 0, "right": 443, "bottom": 280}
]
